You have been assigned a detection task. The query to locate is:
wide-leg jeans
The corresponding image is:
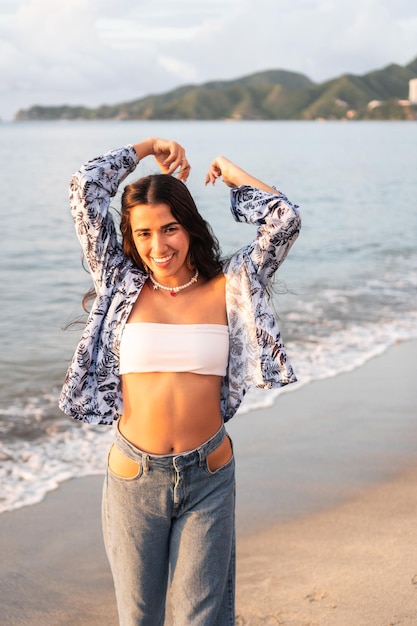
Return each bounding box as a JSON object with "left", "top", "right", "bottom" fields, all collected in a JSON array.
[{"left": 102, "top": 423, "right": 236, "bottom": 626}]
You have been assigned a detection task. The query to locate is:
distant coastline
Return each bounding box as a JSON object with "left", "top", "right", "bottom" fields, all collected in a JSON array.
[{"left": 13, "top": 56, "right": 417, "bottom": 122}]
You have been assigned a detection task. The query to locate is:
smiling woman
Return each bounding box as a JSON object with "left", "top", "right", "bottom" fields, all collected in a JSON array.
[
  {"left": 120, "top": 172, "right": 223, "bottom": 284},
  {"left": 59, "top": 135, "right": 301, "bottom": 625}
]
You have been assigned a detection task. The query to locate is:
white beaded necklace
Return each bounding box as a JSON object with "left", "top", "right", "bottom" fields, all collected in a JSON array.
[{"left": 148, "top": 269, "right": 199, "bottom": 297}]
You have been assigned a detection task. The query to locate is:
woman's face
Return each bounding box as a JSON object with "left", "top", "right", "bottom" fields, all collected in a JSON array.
[{"left": 129, "top": 203, "right": 191, "bottom": 284}]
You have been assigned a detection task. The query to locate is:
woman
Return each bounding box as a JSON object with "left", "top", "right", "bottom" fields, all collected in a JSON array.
[{"left": 60, "top": 137, "right": 301, "bottom": 625}]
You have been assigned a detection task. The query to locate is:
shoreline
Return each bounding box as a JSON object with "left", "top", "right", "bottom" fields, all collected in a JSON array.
[{"left": 1, "top": 339, "right": 416, "bottom": 625}]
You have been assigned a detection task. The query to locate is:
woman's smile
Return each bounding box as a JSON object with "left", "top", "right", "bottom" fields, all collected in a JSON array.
[{"left": 152, "top": 253, "right": 175, "bottom": 264}]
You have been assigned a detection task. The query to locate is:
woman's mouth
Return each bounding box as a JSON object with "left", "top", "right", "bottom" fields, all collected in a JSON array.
[{"left": 152, "top": 254, "right": 174, "bottom": 264}]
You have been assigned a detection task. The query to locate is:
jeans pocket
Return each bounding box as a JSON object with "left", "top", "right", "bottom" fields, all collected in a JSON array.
[
  {"left": 205, "top": 436, "right": 234, "bottom": 475},
  {"left": 107, "top": 444, "right": 143, "bottom": 481}
]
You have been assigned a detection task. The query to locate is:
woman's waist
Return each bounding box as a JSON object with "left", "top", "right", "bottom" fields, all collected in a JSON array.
[
  {"left": 114, "top": 420, "right": 227, "bottom": 468},
  {"left": 118, "top": 413, "right": 223, "bottom": 455}
]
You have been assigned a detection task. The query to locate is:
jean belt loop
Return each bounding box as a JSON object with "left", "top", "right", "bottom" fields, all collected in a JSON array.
[
  {"left": 198, "top": 448, "right": 205, "bottom": 467},
  {"left": 142, "top": 453, "right": 149, "bottom": 474}
]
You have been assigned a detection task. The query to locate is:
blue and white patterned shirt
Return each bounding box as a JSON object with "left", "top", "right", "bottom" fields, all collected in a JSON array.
[{"left": 59, "top": 145, "right": 301, "bottom": 425}]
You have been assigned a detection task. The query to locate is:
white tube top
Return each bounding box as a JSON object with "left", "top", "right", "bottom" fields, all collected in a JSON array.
[{"left": 119, "top": 323, "right": 229, "bottom": 376}]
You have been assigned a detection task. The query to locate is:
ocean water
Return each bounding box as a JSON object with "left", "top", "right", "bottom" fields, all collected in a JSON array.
[{"left": 1, "top": 120, "right": 416, "bottom": 514}]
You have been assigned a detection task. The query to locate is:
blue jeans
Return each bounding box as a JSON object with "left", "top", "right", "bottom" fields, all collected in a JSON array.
[{"left": 102, "top": 423, "right": 236, "bottom": 626}]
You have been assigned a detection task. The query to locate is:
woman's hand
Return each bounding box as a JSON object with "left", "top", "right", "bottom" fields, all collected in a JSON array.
[
  {"left": 205, "top": 155, "right": 278, "bottom": 193},
  {"left": 205, "top": 156, "right": 237, "bottom": 188},
  {"left": 132, "top": 138, "right": 190, "bottom": 182}
]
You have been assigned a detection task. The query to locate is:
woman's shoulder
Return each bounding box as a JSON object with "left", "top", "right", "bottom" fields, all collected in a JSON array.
[{"left": 200, "top": 272, "right": 226, "bottom": 293}]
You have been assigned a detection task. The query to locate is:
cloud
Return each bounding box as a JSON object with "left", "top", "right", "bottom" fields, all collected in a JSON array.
[
  {"left": 158, "top": 57, "right": 199, "bottom": 84},
  {"left": 0, "top": 0, "right": 416, "bottom": 119},
  {"left": 170, "top": 0, "right": 417, "bottom": 83}
]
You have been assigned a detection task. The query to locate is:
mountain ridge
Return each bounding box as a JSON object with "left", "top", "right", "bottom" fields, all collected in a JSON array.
[{"left": 15, "top": 58, "right": 417, "bottom": 121}]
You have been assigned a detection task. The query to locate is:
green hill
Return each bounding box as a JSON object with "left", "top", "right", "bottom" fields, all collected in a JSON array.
[{"left": 14, "top": 59, "right": 417, "bottom": 121}]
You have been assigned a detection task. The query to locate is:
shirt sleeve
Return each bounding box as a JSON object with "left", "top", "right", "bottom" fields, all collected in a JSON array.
[
  {"left": 69, "top": 145, "right": 139, "bottom": 289},
  {"left": 229, "top": 185, "right": 301, "bottom": 284}
]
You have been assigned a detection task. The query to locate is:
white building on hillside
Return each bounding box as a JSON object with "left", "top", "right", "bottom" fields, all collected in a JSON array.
[{"left": 409, "top": 78, "right": 417, "bottom": 104}]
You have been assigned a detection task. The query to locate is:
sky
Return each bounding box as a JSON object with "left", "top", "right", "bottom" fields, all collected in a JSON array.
[{"left": 1, "top": 0, "right": 417, "bottom": 120}]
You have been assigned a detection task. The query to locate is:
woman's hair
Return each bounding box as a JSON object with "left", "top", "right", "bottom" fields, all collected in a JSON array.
[{"left": 120, "top": 174, "right": 223, "bottom": 279}]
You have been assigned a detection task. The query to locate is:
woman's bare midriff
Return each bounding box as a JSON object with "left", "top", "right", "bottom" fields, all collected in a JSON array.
[
  {"left": 109, "top": 371, "right": 232, "bottom": 478},
  {"left": 119, "top": 371, "right": 223, "bottom": 454}
]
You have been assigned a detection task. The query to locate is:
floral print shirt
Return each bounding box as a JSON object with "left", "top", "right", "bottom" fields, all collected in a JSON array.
[{"left": 59, "top": 145, "right": 301, "bottom": 425}]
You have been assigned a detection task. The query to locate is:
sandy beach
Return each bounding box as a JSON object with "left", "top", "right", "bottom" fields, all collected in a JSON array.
[{"left": 1, "top": 340, "right": 416, "bottom": 625}]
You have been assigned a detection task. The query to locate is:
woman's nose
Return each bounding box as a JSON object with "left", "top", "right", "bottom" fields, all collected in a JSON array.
[{"left": 151, "top": 233, "right": 168, "bottom": 254}]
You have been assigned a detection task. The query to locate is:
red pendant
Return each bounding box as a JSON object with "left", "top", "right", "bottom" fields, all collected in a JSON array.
[{"left": 170, "top": 292, "right": 177, "bottom": 297}]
